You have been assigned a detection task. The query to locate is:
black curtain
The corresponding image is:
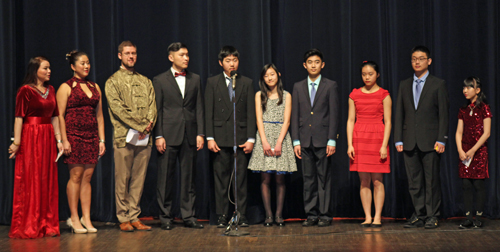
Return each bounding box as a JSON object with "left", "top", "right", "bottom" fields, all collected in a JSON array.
[{"left": 1, "top": 0, "right": 499, "bottom": 225}]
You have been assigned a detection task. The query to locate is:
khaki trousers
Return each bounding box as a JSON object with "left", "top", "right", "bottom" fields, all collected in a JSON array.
[{"left": 114, "top": 143, "right": 151, "bottom": 223}]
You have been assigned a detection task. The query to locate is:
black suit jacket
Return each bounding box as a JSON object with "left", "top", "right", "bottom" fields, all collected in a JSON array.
[
  {"left": 394, "top": 74, "right": 449, "bottom": 152},
  {"left": 153, "top": 70, "right": 204, "bottom": 146},
  {"left": 205, "top": 73, "right": 256, "bottom": 147},
  {"left": 291, "top": 77, "right": 339, "bottom": 148}
]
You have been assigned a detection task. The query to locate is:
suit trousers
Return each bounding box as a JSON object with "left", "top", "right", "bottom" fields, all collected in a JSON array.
[
  {"left": 403, "top": 146, "right": 442, "bottom": 219},
  {"left": 157, "top": 133, "right": 197, "bottom": 223},
  {"left": 213, "top": 147, "right": 249, "bottom": 216},
  {"left": 114, "top": 143, "right": 152, "bottom": 223},
  {"left": 301, "top": 146, "right": 332, "bottom": 220}
]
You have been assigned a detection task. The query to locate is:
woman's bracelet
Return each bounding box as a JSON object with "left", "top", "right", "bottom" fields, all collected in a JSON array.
[
  {"left": 12, "top": 141, "right": 20, "bottom": 146},
  {"left": 55, "top": 132, "right": 61, "bottom": 136},
  {"left": 56, "top": 140, "right": 63, "bottom": 143},
  {"left": 99, "top": 139, "right": 105, "bottom": 143}
]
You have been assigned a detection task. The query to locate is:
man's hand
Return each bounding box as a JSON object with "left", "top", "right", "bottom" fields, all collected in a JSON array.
[
  {"left": 434, "top": 142, "right": 445, "bottom": 154},
  {"left": 396, "top": 145, "right": 403, "bottom": 152},
  {"left": 208, "top": 140, "right": 220, "bottom": 153},
  {"left": 196, "top": 136, "right": 204, "bottom": 151},
  {"left": 239, "top": 141, "right": 254, "bottom": 154},
  {"left": 156, "top": 137, "right": 166, "bottom": 154},
  {"left": 326, "top": 146, "right": 336, "bottom": 157},
  {"left": 294, "top": 145, "right": 301, "bottom": 159}
]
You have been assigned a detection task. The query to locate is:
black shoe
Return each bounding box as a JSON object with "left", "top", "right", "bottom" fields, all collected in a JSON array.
[
  {"left": 370, "top": 223, "right": 382, "bottom": 228},
  {"left": 318, "top": 219, "right": 332, "bottom": 227},
  {"left": 302, "top": 218, "right": 319, "bottom": 227},
  {"left": 404, "top": 216, "right": 424, "bottom": 228},
  {"left": 425, "top": 217, "right": 439, "bottom": 229},
  {"left": 263, "top": 217, "right": 273, "bottom": 227},
  {"left": 473, "top": 220, "right": 483, "bottom": 228},
  {"left": 217, "top": 215, "right": 227, "bottom": 228},
  {"left": 360, "top": 222, "right": 372, "bottom": 227},
  {"left": 275, "top": 216, "right": 285, "bottom": 227},
  {"left": 239, "top": 215, "right": 249, "bottom": 227},
  {"left": 161, "top": 221, "right": 174, "bottom": 230},
  {"left": 184, "top": 220, "right": 204, "bottom": 229},
  {"left": 459, "top": 219, "right": 473, "bottom": 229}
]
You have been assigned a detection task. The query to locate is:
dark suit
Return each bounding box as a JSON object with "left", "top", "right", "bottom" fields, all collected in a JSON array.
[
  {"left": 153, "top": 69, "right": 204, "bottom": 223},
  {"left": 205, "top": 73, "right": 256, "bottom": 216},
  {"left": 394, "top": 74, "right": 449, "bottom": 219},
  {"left": 291, "top": 77, "right": 339, "bottom": 220}
]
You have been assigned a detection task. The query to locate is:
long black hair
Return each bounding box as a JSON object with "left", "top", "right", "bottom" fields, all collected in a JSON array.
[
  {"left": 21, "top": 56, "right": 50, "bottom": 87},
  {"left": 463, "top": 76, "right": 487, "bottom": 108},
  {"left": 259, "top": 63, "right": 283, "bottom": 113}
]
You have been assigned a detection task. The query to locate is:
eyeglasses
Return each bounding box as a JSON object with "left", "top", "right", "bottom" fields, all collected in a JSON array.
[
  {"left": 411, "top": 57, "right": 428, "bottom": 63},
  {"left": 122, "top": 52, "right": 137, "bottom": 56}
]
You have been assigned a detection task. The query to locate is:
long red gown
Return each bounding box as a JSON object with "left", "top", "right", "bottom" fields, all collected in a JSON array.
[
  {"left": 349, "top": 87, "right": 390, "bottom": 173},
  {"left": 9, "top": 85, "right": 60, "bottom": 239}
]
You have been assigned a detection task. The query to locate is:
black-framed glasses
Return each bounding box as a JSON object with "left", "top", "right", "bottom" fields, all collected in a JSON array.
[{"left": 411, "top": 57, "right": 428, "bottom": 63}]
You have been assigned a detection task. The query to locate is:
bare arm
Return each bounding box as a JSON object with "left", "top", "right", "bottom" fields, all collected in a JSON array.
[
  {"left": 274, "top": 92, "right": 292, "bottom": 156},
  {"left": 51, "top": 116, "right": 63, "bottom": 153},
  {"left": 465, "top": 117, "right": 491, "bottom": 160},
  {"left": 95, "top": 84, "right": 106, "bottom": 156},
  {"left": 346, "top": 98, "right": 356, "bottom": 160},
  {"left": 455, "top": 119, "right": 466, "bottom": 161},
  {"left": 8, "top": 117, "right": 23, "bottom": 159},
  {"left": 56, "top": 83, "right": 72, "bottom": 155},
  {"left": 255, "top": 92, "right": 272, "bottom": 156},
  {"left": 380, "top": 95, "right": 392, "bottom": 159}
]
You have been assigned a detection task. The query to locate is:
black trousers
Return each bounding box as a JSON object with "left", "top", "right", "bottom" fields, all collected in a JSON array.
[
  {"left": 157, "top": 134, "right": 197, "bottom": 223},
  {"left": 301, "top": 146, "right": 332, "bottom": 220},
  {"left": 213, "top": 147, "right": 249, "bottom": 216},
  {"left": 403, "top": 146, "right": 442, "bottom": 219}
]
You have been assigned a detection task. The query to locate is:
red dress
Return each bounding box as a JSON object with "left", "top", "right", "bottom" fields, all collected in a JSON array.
[
  {"left": 9, "top": 85, "right": 60, "bottom": 239},
  {"left": 63, "top": 77, "right": 100, "bottom": 164},
  {"left": 458, "top": 102, "right": 492, "bottom": 179},
  {"left": 349, "top": 88, "right": 390, "bottom": 173}
]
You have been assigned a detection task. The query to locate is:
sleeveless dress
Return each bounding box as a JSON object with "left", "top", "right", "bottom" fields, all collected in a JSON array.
[
  {"left": 64, "top": 77, "right": 100, "bottom": 164},
  {"left": 458, "top": 102, "right": 492, "bottom": 179},
  {"left": 349, "top": 88, "right": 390, "bottom": 173},
  {"left": 9, "top": 85, "right": 60, "bottom": 239},
  {"left": 248, "top": 91, "right": 297, "bottom": 174}
]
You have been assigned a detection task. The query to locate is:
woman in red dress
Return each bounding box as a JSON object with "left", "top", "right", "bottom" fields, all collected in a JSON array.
[
  {"left": 347, "top": 61, "right": 392, "bottom": 227},
  {"left": 8, "top": 56, "right": 64, "bottom": 239},
  {"left": 57, "top": 51, "right": 105, "bottom": 233}
]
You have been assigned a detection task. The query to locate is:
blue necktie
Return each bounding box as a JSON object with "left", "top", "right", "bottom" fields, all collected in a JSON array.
[
  {"left": 414, "top": 79, "right": 422, "bottom": 109},
  {"left": 227, "top": 77, "right": 233, "bottom": 102},
  {"left": 310, "top": 83, "right": 316, "bottom": 107}
]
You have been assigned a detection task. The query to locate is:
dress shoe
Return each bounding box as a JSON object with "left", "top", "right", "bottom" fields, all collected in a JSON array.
[
  {"left": 473, "top": 220, "right": 483, "bottom": 228},
  {"left": 119, "top": 221, "right": 134, "bottom": 232},
  {"left": 459, "top": 219, "right": 473, "bottom": 229},
  {"left": 275, "top": 216, "right": 285, "bottom": 227},
  {"left": 239, "top": 215, "right": 249, "bottom": 227},
  {"left": 184, "top": 220, "right": 204, "bottom": 229},
  {"left": 217, "top": 215, "right": 228, "bottom": 228},
  {"left": 360, "top": 221, "right": 372, "bottom": 227},
  {"left": 263, "top": 216, "right": 273, "bottom": 227},
  {"left": 80, "top": 217, "right": 97, "bottom": 233},
  {"left": 302, "top": 218, "right": 318, "bottom": 227},
  {"left": 131, "top": 220, "right": 152, "bottom": 231},
  {"left": 67, "top": 218, "right": 87, "bottom": 234},
  {"left": 318, "top": 219, "right": 332, "bottom": 227},
  {"left": 403, "top": 216, "right": 424, "bottom": 228},
  {"left": 161, "top": 221, "right": 174, "bottom": 230},
  {"left": 370, "top": 223, "right": 382, "bottom": 228},
  {"left": 424, "top": 217, "right": 439, "bottom": 229}
]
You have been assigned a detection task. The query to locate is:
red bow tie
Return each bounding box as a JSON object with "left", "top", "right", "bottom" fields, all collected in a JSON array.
[{"left": 175, "top": 71, "right": 186, "bottom": 77}]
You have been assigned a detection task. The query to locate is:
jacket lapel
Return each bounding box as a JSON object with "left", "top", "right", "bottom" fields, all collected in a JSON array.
[
  {"left": 217, "top": 74, "right": 232, "bottom": 111},
  {"left": 417, "top": 75, "right": 432, "bottom": 110},
  {"left": 304, "top": 81, "right": 312, "bottom": 110},
  {"left": 166, "top": 71, "right": 183, "bottom": 100},
  {"left": 234, "top": 75, "right": 243, "bottom": 105},
  {"left": 313, "top": 79, "right": 326, "bottom": 108}
]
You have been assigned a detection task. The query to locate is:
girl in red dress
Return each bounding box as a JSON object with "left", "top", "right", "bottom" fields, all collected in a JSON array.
[
  {"left": 347, "top": 61, "right": 392, "bottom": 227},
  {"left": 8, "top": 56, "right": 64, "bottom": 238},
  {"left": 455, "top": 77, "right": 492, "bottom": 229},
  {"left": 57, "top": 51, "right": 106, "bottom": 233}
]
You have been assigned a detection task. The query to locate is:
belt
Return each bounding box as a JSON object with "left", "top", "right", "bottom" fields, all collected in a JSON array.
[{"left": 24, "top": 116, "right": 52, "bottom": 124}]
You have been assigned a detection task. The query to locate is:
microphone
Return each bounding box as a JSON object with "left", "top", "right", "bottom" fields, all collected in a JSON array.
[{"left": 230, "top": 70, "right": 237, "bottom": 89}]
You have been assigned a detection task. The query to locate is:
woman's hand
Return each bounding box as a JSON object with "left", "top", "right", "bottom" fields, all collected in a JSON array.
[
  {"left": 57, "top": 142, "right": 64, "bottom": 154},
  {"left": 465, "top": 149, "right": 476, "bottom": 162},
  {"left": 347, "top": 145, "right": 355, "bottom": 160},
  {"left": 458, "top": 149, "right": 467, "bottom": 161},
  {"left": 63, "top": 140, "right": 71, "bottom": 156},
  {"left": 273, "top": 141, "right": 282, "bottom": 157},
  {"left": 379, "top": 146, "right": 388, "bottom": 160},
  {"left": 262, "top": 140, "right": 273, "bottom": 156},
  {"left": 98, "top": 142, "right": 106, "bottom": 157},
  {"left": 8, "top": 143, "right": 20, "bottom": 159}
]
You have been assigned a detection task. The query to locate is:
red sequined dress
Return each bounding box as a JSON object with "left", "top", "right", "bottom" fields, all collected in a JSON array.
[
  {"left": 64, "top": 77, "right": 100, "bottom": 164},
  {"left": 9, "top": 85, "right": 60, "bottom": 239},
  {"left": 458, "top": 102, "right": 492, "bottom": 179},
  {"left": 349, "top": 88, "right": 390, "bottom": 173}
]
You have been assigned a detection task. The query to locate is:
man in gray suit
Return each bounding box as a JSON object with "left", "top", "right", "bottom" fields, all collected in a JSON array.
[
  {"left": 291, "top": 48, "right": 339, "bottom": 227},
  {"left": 153, "top": 42, "right": 204, "bottom": 230},
  {"left": 395, "top": 45, "right": 449, "bottom": 229}
]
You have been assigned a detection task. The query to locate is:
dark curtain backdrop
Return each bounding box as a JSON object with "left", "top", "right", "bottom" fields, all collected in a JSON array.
[{"left": 1, "top": 0, "right": 499, "bottom": 225}]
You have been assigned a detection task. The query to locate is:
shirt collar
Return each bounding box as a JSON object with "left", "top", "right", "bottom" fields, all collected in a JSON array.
[
  {"left": 171, "top": 67, "right": 185, "bottom": 77},
  {"left": 413, "top": 71, "right": 429, "bottom": 83},
  {"left": 120, "top": 65, "right": 136, "bottom": 75},
  {"left": 308, "top": 75, "right": 322, "bottom": 85}
]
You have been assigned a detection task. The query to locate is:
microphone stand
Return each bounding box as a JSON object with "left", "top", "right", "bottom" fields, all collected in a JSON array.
[{"left": 224, "top": 72, "right": 249, "bottom": 236}]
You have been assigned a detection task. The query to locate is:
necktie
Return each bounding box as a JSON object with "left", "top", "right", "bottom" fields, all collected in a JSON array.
[
  {"left": 175, "top": 71, "right": 186, "bottom": 77},
  {"left": 414, "top": 79, "right": 422, "bottom": 109},
  {"left": 310, "top": 83, "right": 316, "bottom": 107},
  {"left": 227, "top": 77, "right": 233, "bottom": 101}
]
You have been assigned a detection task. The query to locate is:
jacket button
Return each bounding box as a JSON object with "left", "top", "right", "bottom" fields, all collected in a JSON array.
[
  {"left": 311, "top": 112, "right": 314, "bottom": 115},
  {"left": 309, "top": 124, "right": 312, "bottom": 127},
  {"left": 222, "top": 109, "right": 224, "bottom": 112},
  {"left": 218, "top": 98, "right": 221, "bottom": 101}
]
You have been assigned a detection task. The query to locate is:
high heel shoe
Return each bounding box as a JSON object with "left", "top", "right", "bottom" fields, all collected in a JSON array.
[
  {"left": 263, "top": 216, "right": 273, "bottom": 227},
  {"left": 67, "top": 218, "right": 87, "bottom": 234},
  {"left": 81, "top": 217, "right": 98, "bottom": 233},
  {"left": 275, "top": 216, "right": 285, "bottom": 227}
]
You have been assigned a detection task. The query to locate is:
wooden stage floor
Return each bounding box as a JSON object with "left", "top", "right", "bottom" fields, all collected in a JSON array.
[{"left": 2, "top": 218, "right": 500, "bottom": 252}]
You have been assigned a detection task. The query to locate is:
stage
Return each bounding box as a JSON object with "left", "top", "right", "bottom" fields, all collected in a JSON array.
[{"left": 2, "top": 218, "right": 500, "bottom": 251}]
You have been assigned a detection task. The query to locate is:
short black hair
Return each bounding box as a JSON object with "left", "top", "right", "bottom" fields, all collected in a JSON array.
[
  {"left": 218, "top": 46, "right": 239, "bottom": 61},
  {"left": 168, "top": 42, "right": 188, "bottom": 53},
  {"left": 411, "top": 45, "right": 431, "bottom": 58},
  {"left": 360, "top": 60, "right": 379, "bottom": 75},
  {"left": 303, "top": 48, "right": 323, "bottom": 63}
]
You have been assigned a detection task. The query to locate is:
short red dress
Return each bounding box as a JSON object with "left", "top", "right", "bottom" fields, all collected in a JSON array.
[
  {"left": 9, "top": 85, "right": 60, "bottom": 239},
  {"left": 458, "top": 102, "right": 492, "bottom": 179},
  {"left": 349, "top": 88, "right": 390, "bottom": 173},
  {"left": 63, "top": 77, "right": 100, "bottom": 164}
]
